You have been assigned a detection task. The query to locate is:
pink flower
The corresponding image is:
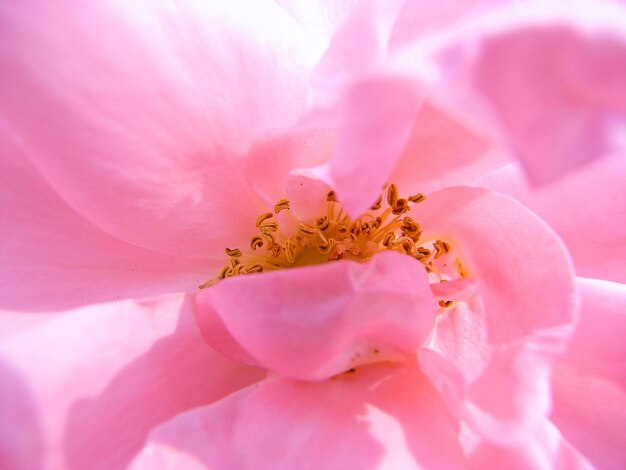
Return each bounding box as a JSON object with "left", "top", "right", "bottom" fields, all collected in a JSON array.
[{"left": 1, "top": 1, "right": 625, "bottom": 469}]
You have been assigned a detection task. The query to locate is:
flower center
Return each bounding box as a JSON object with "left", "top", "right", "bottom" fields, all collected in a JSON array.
[{"left": 200, "top": 183, "right": 463, "bottom": 292}]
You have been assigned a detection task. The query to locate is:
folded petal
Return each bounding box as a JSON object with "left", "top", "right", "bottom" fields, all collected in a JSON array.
[
  {"left": 0, "top": 294, "right": 264, "bottom": 470},
  {"left": 328, "top": 75, "right": 422, "bottom": 217},
  {"left": 240, "top": 128, "right": 336, "bottom": 208},
  {"left": 413, "top": 187, "right": 576, "bottom": 341},
  {"left": 414, "top": 0, "right": 626, "bottom": 184},
  {"left": 130, "top": 359, "right": 465, "bottom": 470},
  {"left": 551, "top": 277, "right": 626, "bottom": 470},
  {"left": 195, "top": 251, "right": 438, "bottom": 380},
  {"left": 0, "top": 0, "right": 321, "bottom": 257},
  {"left": 389, "top": 103, "right": 498, "bottom": 196},
  {"left": 0, "top": 133, "right": 209, "bottom": 312},
  {"left": 412, "top": 187, "right": 575, "bottom": 441},
  {"left": 477, "top": 155, "right": 626, "bottom": 283}
]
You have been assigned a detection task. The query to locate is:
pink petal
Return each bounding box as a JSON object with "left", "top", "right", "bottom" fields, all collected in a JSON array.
[
  {"left": 465, "top": 419, "right": 593, "bottom": 469},
  {"left": 0, "top": 134, "right": 209, "bottom": 312},
  {"left": 240, "top": 128, "right": 336, "bottom": 208},
  {"left": 195, "top": 251, "right": 438, "bottom": 380},
  {"left": 389, "top": 0, "right": 514, "bottom": 51},
  {"left": 274, "top": 0, "right": 356, "bottom": 43},
  {"left": 413, "top": 187, "right": 576, "bottom": 340},
  {"left": 0, "top": 294, "right": 264, "bottom": 469},
  {"left": 388, "top": 103, "right": 500, "bottom": 196},
  {"left": 418, "top": 1, "right": 626, "bottom": 184},
  {"left": 0, "top": 1, "right": 319, "bottom": 257},
  {"left": 300, "top": 1, "right": 513, "bottom": 216},
  {"left": 411, "top": 187, "right": 575, "bottom": 441},
  {"left": 477, "top": 155, "right": 626, "bottom": 283},
  {"left": 328, "top": 75, "right": 422, "bottom": 217},
  {"left": 130, "top": 359, "right": 465, "bottom": 469},
  {"left": 551, "top": 277, "right": 626, "bottom": 470}
]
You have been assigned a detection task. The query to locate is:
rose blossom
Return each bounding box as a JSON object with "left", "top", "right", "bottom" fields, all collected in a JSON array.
[{"left": 1, "top": 1, "right": 625, "bottom": 469}]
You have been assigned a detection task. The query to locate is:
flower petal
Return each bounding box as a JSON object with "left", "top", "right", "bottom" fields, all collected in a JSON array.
[
  {"left": 274, "top": 0, "right": 356, "bottom": 43},
  {"left": 240, "top": 128, "right": 336, "bottom": 208},
  {"left": 551, "top": 277, "right": 626, "bottom": 470},
  {"left": 412, "top": 187, "right": 575, "bottom": 441},
  {"left": 389, "top": 0, "right": 515, "bottom": 51},
  {"left": 0, "top": 0, "right": 321, "bottom": 257},
  {"left": 389, "top": 103, "right": 498, "bottom": 196},
  {"left": 328, "top": 75, "right": 422, "bottom": 217},
  {"left": 413, "top": 187, "right": 576, "bottom": 340},
  {"left": 477, "top": 155, "right": 626, "bottom": 283},
  {"left": 129, "top": 359, "right": 465, "bottom": 470},
  {"left": 465, "top": 419, "right": 593, "bottom": 469},
  {"left": 0, "top": 133, "right": 209, "bottom": 312},
  {"left": 0, "top": 294, "right": 264, "bottom": 469},
  {"left": 195, "top": 251, "right": 438, "bottom": 380},
  {"left": 416, "top": 0, "right": 626, "bottom": 184}
]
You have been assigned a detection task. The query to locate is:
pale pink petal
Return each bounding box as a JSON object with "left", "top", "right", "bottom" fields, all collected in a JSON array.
[
  {"left": 193, "top": 297, "right": 261, "bottom": 369},
  {"left": 0, "top": 1, "right": 320, "bottom": 257},
  {"left": 389, "top": 103, "right": 499, "bottom": 196},
  {"left": 0, "top": 133, "right": 209, "bottom": 312},
  {"left": 274, "top": 0, "right": 357, "bottom": 43},
  {"left": 389, "top": 0, "right": 514, "bottom": 51},
  {"left": 301, "top": 1, "right": 515, "bottom": 216},
  {"left": 240, "top": 129, "right": 335, "bottom": 208},
  {"left": 413, "top": 187, "right": 576, "bottom": 340},
  {"left": 465, "top": 419, "right": 593, "bottom": 469},
  {"left": 477, "top": 155, "right": 626, "bottom": 283},
  {"left": 551, "top": 277, "right": 626, "bottom": 470},
  {"left": 285, "top": 172, "right": 333, "bottom": 222},
  {"left": 195, "top": 251, "right": 438, "bottom": 380},
  {"left": 329, "top": 75, "right": 422, "bottom": 217},
  {"left": 0, "top": 294, "right": 264, "bottom": 470},
  {"left": 309, "top": 0, "right": 405, "bottom": 102},
  {"left": 130, "top": 359, "right": 465, "bottom": 470},
  {"left": 417, "top": 1, "right": 626, "bottom": 184},
  {"left": 412, "top": 187, "right": 575, "bottom": 441},
  {"left": 301, "top": 0, "right": 422, "bottom": 217}
]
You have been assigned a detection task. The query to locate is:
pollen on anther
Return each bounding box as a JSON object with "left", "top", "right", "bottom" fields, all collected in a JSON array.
[
  {"left": 256, "top": 212, "right": 274, "bottom": 227},
  {"left": 274, "top": 198, "right": 290, "bottom": 213},
  {"left": 225, "top": 247, "right": 242, "bottom": 257},
  {"left": 250, "top": 237, "right": 264, "bottom": 250},
  {"left": 202, "top": 182, "right": 465, "bottom": 289},
  {"left": 387, "top": 183, "right": 398, "bottom": 207}
]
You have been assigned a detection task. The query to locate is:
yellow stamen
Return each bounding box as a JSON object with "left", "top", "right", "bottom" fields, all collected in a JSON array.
[
  {"left": 274, "top": 199, "right": 290, "bottom": 213},
  {"left": 201, "top": 184, "right": 461, "bottom": 287}
]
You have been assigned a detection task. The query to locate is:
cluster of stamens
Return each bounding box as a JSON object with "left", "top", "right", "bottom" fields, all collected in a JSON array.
[{"left": 200, "top": 184, "right": 460, "bottom": 292}]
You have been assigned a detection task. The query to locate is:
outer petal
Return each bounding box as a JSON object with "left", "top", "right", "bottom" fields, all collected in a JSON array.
[
  {"left": 0, "top": 0, "right": 322, "bottom": 257},
  {"left": 129, "top": 359, "right": 465, "bottom": 470},
  {"left": 412, "top": 187, "right": 576, "bottom": 441},
  {"left": 413, "top": 0, "right": 626, "bottom": 184},
  {"left": 195, "top": 251, "right": 438, "bottom": 380},
  {"left": 550, "top": 278, "right": 626, "bottom": 470},
  {"left": 0, "top": 132, "right": 211, "bottom": 312},
  {"left": 0, "top": 294, "right": 264, "bottom": 470},
  {"left": 477, "top": 155, "right": 626, "bottom": 283}
]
